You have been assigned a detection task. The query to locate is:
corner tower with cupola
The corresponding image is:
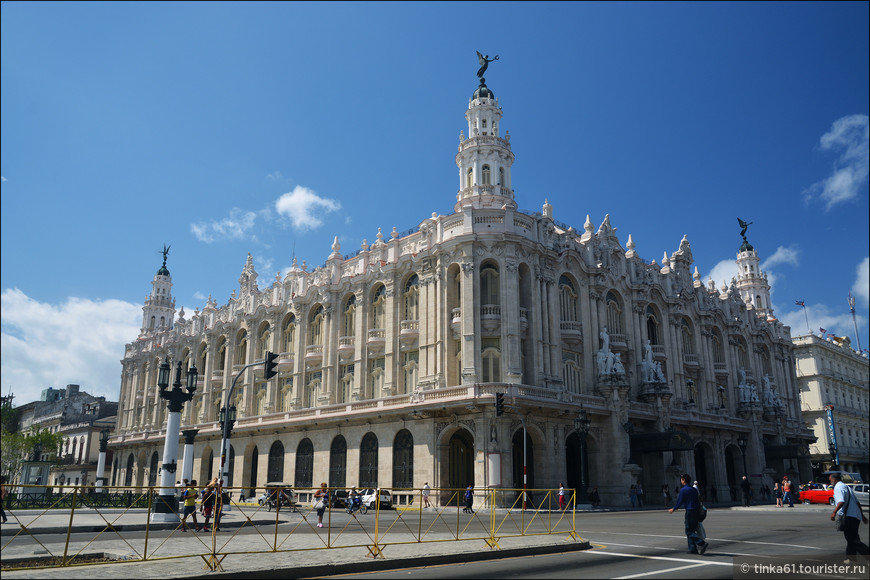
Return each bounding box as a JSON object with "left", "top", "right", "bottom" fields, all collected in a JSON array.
[
  {"left": 140, "top": 245, "right": 176, "bottom": 336},
  {"left": 455, "top": 66, "right": 516, "bottom": 212},
  {"left": 734, "top": 222, "right": 773, "bottom": 317}
]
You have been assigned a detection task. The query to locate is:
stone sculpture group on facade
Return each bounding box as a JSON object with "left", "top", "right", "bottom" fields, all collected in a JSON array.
[{"left": 596, "top": 327, "right": 626, "bottom": 378}]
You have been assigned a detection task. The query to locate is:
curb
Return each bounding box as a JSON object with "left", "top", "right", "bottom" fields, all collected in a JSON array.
[{"left": 187, "top": 538, "right": 593, "bottom": 579}]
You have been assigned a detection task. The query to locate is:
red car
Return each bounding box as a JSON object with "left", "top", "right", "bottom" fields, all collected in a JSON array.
[{"left": 800, "top": 483, "right": 835, "bottom": 505}]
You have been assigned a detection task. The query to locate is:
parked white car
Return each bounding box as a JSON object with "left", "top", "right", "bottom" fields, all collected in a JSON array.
[
  {"left": 846, "top": 483, "right": 869, "bottom": 506},
  {"left": 360, "top": 488, "right": 392, "bottom": 510}
]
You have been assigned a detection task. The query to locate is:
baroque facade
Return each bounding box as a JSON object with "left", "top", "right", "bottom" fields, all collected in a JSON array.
[
  {"left": 111, "top": 72, "right": 814, "bottom": 506},
  {"left": 794, "top": 333, "right": 869, "bottom": 481}
]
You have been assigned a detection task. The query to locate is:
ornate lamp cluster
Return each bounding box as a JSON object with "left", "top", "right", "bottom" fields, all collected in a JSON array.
[{"left": 157, "top": 360, "right": 198, "bottom": 413}]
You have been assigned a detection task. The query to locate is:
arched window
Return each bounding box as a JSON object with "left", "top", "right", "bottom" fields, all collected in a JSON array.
[
  {"left": 371, "top": 286, "right": 386, "bottom": 329},
  {"left": 480, "top": 263, "right": 500, "bottom": 306},
  {"left": 309, "top": 305, "right": 324, "bottom": 346},
  {"left": 481, "top": 338, "right": 501, "bottom": 382},
  {"left": 329, "top": 436, "right": 347, "bottom": 489},
  {"left": 359, "top": 432, "right": 378, "bottom": 488},
  {"left": 563, "top": 351, "right": 582, "bottom": 394},
  {"left": 218, "top": 336, "right": 227, "bottom": 370},
  {"left": 159, "top": 316, "right": 165, "bottom": 328},
  {"left": 258, "top": 323, "right": 271, "bottom": 359},
  {"left": 737, "top": 339, "right": 749, "bottom": 369},
  {"left": 646, "top": 305, "right": 660, "bottom": 345},
  {"left": 681, "top": 319, "right": 696, "bottom": 355},
  {"left": 761, "top": 347, "right": 772, "bottom": 375},
  {"left": 283, "top": 315, "right": 296, "bottom": 353},
  {"left": 606, "top": 292, "right": 624, "bottom": 335},
  {"left": 305, "top": 371, "right": 321, "bottom": 408},
  {"left": 78, "top": 436, "right": 86, "bottom": 463},
  {"left": 294, "top": 439, "right": 313, "bottom": 489},
  {"left": 712, "top": 329, "right": 725, "bottom": 363},
  {"left": 465, "top": 168, "right": 473, "bottom": 189},
  {"left": 125, "top": 454, "right": 134, "bottom": 487},
  {"left": 338, "top": 364, "right": 353, "bottom": 404},
  {"left": 403, "top": 351, "right": 418, "bottom": 394},
  {"left": 498, "top": 167, "right": 505, "bottom": 186},
  {"left": 392, "top": 430, "right": 414, "bottom": 490},
  {"left": 343, "top": 295, "right": 356, "bottom": 337},
  {"left": 482, "top": 164, "right": 491, "bottom": 185},
  {"left": 268, "top": 441, "right": 284, "bottom": 482},
  {"left": 403, "top": 275, "right": 419, "bottom": 321},
  {"left": 237, "top": 330, "right": 248, "bottom": 365},
  {"left": 559, "top": 275, "right": 578, "bottom": 322},
  {"left": 149, "top": 316, "right": 156, "bottom": 329}
]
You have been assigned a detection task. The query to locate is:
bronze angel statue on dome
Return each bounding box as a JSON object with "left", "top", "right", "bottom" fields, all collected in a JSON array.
[
  {"left": 737, "top": 218, "right": 752, "bottom": 239},
  {"left": 477, "top": 51, "right": 499, "bottom": 79}
]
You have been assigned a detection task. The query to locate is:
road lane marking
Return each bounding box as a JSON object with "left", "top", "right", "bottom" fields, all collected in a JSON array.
[
  {"left": 614, "top": 562, "right": 711, "bottom": 578},
  {"left": 582, "top": 548, "right": 732, "bottom": 567},
  {"left": 580, "top": 530, "right": 820, "bottom": 550}
]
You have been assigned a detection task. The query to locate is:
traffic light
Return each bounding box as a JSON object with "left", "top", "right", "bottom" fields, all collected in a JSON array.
[
  {"left": 495, "top": 392, "right": 504, "bottom": 416},
  {"left": 264, "top": 351, "right": 279, "bottom": 379}
]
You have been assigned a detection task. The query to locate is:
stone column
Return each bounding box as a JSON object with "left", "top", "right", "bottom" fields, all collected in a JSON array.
[{"left": 181, "top": 429, "right": 199, "bottom": 484}]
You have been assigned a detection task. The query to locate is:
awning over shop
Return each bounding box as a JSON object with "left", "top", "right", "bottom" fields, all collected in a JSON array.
[
  {"left": 630, "top": 431, "right": 695, "bottom": 453},
  {"left": 764, "top": 444, "right": 809, "bottom": 460}
]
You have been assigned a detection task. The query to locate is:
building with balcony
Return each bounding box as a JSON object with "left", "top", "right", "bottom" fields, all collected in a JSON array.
[
  {"left": 111, "top": 68, "right": 814, "bottom": 506},
  {"left": 794, "top": 333, "right": 869, "bottom": 481}
]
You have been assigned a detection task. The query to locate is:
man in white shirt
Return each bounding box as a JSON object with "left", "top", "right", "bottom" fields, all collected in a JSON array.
[{"left": 830, "top": 473, "right": 869, "bottom": 556}]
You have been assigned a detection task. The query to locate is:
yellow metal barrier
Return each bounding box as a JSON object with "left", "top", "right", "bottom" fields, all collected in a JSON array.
[{"left": 0, "top": 485, "right": 584, "bottom": 571}]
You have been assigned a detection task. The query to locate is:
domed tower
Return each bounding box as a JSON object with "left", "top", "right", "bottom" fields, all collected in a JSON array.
[
  {"left": 455, "top": 52, "right": 516, "bottom": 212},
  {"left": 140, "top": 244, "right": 177, "bottom": 336},
  {"left": 734, "top": 219, "right": 773, "bottom": 317}
]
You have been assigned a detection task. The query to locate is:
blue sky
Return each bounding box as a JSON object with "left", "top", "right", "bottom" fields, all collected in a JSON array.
[{"left": 2, "top": 1, "right": 868, "bottom": 406}]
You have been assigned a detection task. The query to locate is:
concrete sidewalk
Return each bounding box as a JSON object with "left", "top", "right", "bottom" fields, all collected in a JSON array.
[{"left": 0, "top": 505, "right": 591, "bottom": 579}]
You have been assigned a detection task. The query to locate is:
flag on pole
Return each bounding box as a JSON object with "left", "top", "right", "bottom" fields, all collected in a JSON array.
[
  {"left": 795, "top": 300, "right": 806, "bottom": 307},
  {"left": 820, "top": 327, "right": 827, "bottom": 334}
]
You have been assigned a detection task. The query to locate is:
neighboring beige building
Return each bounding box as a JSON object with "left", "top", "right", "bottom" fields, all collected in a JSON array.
[
  {"left": 794, "top": 333, "right": 869, "bottom": 481},
  {"left": 110, "top": 71, "right": 814, "bottom": 506}
]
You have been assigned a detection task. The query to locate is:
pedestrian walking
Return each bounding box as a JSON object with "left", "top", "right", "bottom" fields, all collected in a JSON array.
[
  {"left": 422, "top": 482, "right": 432, "bottom": 508},
  {"left": 200, "top": 480, "right": 216, "bottom": 532},
  {"left": 558, "top": 483, "right": 566, "bottom": 510},
  {"left": 668, "top": 473, "right": 708, "bottom": 555},
  {"left": 0, "top": 475, "right": 8, "bottom": 524},
  {"left": 774, "top": 482, "right": 783, "bottom": 507},
  {"left": 662, "top": 484, "right": 672, "bottom": 505},
  {"left": 181, "top": 479, "right": 202, "bottom": 532},
  {"left": 781, "top": 476, "right": 795, "bottom": 508},
  {"left": 629, "top": 484, "right": 637, "bottom": 508},
  {"left": 740, "top": 476, "right": 751, "bottom": 507},
  {"left": 463, "top": 484, "right": 474, "bottom": 514},
  {"left": 636, "top": 481, "right": 644, "bottom": 508},
  {"left": 314, "top": 482, "right": 329, "bottom": 528},
  {"left": 829, "top": 472, "right": 869, "bottom": 556}
]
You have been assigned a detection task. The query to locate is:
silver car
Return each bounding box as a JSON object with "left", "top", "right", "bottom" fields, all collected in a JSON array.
[
  {"left": 360, "top": 488, "right": 392, "bottom": 510},
  {"left": 846, "top": 483, "right": 869, "bottom": 506}
]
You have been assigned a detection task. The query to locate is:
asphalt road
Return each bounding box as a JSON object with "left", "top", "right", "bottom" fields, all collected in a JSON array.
[{"left": 305, "top": 505, "right": 865, "bottom": 579}]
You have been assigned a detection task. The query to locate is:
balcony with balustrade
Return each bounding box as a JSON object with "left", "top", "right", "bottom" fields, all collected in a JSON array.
[
  {"left": 305, "top": 344, "right": 323, "bottom": 365},
  {"left": 367, "top": 329, "right": 386, "bottom": 354},
  {"left": 400, "top": 320, "right": 419, "bottom": 347},
  {"left": 278, "top": 352, "right": 294, "bottom": 369},
  {"left": 560, "top": 320, "right": 582, "bottom": 346},
  {"left": 682, "top": 353, "right": 699, "bottom": 367},
  {"left": 451, "top": 308, "right": 461, "bottom": 339},
  {"left": 480, "top": 304, "right": 501, "bottom": 335},
  {"left": 338, "top": 337, "right": 355, "bottom": 361},
  {"left": 210, "top": 370, "right": 224, "bottom": 385}
]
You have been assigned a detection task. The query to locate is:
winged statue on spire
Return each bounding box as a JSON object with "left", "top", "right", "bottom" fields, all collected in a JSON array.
[
  {"left": 476, "top": 51, "right": 499, "bottom": 79},
  {"left": 737, "top": 218, "right": 753, "bottom": 240}
]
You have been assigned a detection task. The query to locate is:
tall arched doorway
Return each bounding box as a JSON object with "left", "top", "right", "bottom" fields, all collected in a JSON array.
[
  {"left": 694, "top": 442, "right": 715, "bottom": 500},
  {"left": 359, "top": 432, "right": 378, "bottom": 488},
  {"left": 565, "top": 431, "right": 588, "bottom": 502},
  {"left": 448, "top": 430, "right": 474, "bottom": 505},
  {"left": 329, "top": 435, "right": 347, "bottom": 489},
  {"left": 268, "top": 441, "right": 284, "bottom": 482},
  {"left": 725, "top": 445, "right": 741, "bottom": 502},
  {"left": 148, "top": 451, "right": 159, "bottom": 487},
  {"left": 295, "top": 439, "right": 313, "bottom": 488},
  {"left": 125, "top": 453, "right": 134, "bottom": 486},
  {"left": 249, "top": 446, "right": 259, "bottom": 495}
]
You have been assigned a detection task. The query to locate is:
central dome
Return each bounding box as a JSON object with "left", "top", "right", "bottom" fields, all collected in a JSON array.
[{"left": 472, "top": 82, "right": 494, "bottom": 100}]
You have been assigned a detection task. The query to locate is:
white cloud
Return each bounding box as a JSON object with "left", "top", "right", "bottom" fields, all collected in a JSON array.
[
  {"left": 779, "top": 302, "right": 863, "bottom": 341},
  {"left": 274, "top": 185, "right": 341, "bottom": 231},
  {"left": 704, "top": 259, "right": 739, "bottom": 290},
  {"left": 852, "top": 257, "right": 869, "bottom": 307},
  {"left": 804, "top": 114, "right": 870, "bottom": 210},
  {"left": 0, "top": 289, "right": 140, "bottom": 406},
  {"left": 761, "top": 245, "right": 800, "bottom": 270},
  {"left": 193, "top": 291, "right": 207, "bottom": 301},
  {"left": 190, "top": 208, "right": 258, "bottom": 243}
]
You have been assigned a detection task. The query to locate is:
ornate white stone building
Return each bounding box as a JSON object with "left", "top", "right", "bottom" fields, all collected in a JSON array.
[
  {"left": 794, "top": 333, "right": 869, "bottom": 481},
  {"left": 110, "top": 71, "right": 814, "bottom": 506}
]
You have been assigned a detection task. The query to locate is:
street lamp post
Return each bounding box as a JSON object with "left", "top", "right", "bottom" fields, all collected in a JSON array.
[
  {"left": 150, "top": 359, "right": 198, "bottom": 523},
  {"left": 737, "top": 437, "right": 749, "bottom": 479},
  {"left": 96, "top": 427, "right": 110, "bottom": 493},
  {"left": 828, "top": 442, "right": 839, "bottom": 469},
  {"left": 573, "top": 405, "right": 591, "bottom": 503}
]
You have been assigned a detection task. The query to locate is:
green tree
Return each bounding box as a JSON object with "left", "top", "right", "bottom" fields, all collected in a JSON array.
[{"left": 1, "top": 426, "right": 64, "bottom": 485}]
